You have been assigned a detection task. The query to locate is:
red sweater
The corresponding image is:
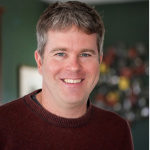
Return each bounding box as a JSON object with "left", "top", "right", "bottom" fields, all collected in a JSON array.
[{"left": 0, "top": 90, "right": 133, "bottom": 150}]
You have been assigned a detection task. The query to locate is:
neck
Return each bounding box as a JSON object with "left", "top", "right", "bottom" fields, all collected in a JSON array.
[{"left": 36, "top": 91, "right": 87, "bottom": 119}]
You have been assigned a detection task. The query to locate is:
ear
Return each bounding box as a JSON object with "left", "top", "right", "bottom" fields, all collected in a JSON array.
[
  {"left": 99, "top": 53, "right": 103, "bottom": 63},
  {"left": 35, "top": 50, "right": 42, "bottom": 75}
]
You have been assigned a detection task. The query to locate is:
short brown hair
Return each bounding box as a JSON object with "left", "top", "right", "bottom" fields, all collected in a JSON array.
[{"left": 36, "top": 1, "right": 105, "bottom": 58}]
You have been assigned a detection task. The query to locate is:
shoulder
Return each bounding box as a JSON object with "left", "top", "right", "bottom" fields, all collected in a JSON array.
[
  {"left": 91, "top": 104, "right": 129, "bottom": 128},
  {"left": 90, "top": 104, "right": 133, "bottom": 149},
  {"left": 0, "top": 89, "right": 40, "bottom": 115},
  {"left": 0, "top": 89, "right": 41, "bottom": 121},
  {"left": 0, "top": 97, "right": 25, "bottom": 133},
  {"left": 91, "top": 104, "right": 132, "bottom": 140},
  {"left": 92, "top": 104, "right": 123, "bottom": 119},
  {"left": 0, "top": 97, "right": 25, "bottom": 118}
]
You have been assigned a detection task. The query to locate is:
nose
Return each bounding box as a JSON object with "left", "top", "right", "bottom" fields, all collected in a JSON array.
[{"left": 65, "top": 57, "right": 82, "bottom": 72}]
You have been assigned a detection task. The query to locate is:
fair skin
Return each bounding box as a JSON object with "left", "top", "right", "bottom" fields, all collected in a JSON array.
[{"left": 35, "top": 26, "right": 102, "bottom": 118}]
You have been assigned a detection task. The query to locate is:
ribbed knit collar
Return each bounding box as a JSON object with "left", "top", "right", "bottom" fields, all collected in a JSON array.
[{"left": 23, "top": 90, "right": 93, "bottom": 128}]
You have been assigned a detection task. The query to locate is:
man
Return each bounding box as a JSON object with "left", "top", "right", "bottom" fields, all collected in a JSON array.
[{"left": 0, "top": 1, "right": 133, "bottom": 149}]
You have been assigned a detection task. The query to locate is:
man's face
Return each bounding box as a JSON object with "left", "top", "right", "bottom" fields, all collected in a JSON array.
[{"left": 35, "top": 26, "right": 100, "bottom": 108}]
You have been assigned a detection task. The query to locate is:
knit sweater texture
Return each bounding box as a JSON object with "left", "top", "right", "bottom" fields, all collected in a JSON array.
[{"left": 0, "top": 90, "right": 133, "bottom": 150}]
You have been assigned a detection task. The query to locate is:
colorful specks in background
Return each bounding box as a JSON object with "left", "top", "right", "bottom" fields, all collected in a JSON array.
[{"left": 93, "top": 42, "right": 149, "bottom": 123}]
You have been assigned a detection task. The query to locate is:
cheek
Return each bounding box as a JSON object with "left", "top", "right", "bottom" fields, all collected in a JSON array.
[
  {"left": 85, "top": 62, "right": 100, "bottom": 80},
  {"left": 42, "top": 61, "right": 61, "bottom": 78},
  {"left": 88, "top": 61, "right": 99, "bottom": 73},
  {"left": 93, "top": 66, "right": 100, "bottom": 81}
]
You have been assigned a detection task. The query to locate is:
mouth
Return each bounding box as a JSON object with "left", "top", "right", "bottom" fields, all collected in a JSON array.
[{"left": 62, "top": 79, "right": 83, "bottom": 84}]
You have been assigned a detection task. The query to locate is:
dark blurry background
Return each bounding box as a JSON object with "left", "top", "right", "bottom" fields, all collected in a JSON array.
[{"left": 0, "top": 0, "right": 149, "bottom": 149}]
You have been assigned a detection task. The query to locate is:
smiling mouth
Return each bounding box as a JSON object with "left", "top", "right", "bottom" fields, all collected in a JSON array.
[{"left": 62, "top": 79, "right": 83, "bottom": 84}]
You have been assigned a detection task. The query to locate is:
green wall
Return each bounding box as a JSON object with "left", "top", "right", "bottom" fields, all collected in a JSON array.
[
  {"left": 96, "top": 1, "right": 149, "bottom": 49},
  {"left": 1, "top": 0, "right": 47, "bottom": 102}
]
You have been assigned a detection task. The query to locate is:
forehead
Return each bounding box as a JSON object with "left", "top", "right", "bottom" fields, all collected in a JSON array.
[{"left": 46, "top": 26, "right": 98, "bottom": 51}]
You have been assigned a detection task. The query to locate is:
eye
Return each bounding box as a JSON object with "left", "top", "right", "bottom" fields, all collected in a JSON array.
[
  {"left": 56, "top": 53, "right": 65, "bottom": 56},
  {"left": 80, "top": 53, "right": 91, "bottom": 57}
]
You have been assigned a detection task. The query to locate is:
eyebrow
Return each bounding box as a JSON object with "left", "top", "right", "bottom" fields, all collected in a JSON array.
[
  {"left": 50, "top": 48, "right": 67, "bottom": 53},
  {"left": 80, "top": 49, "right": 97, "bottom": 55},
  {"left": 50, "top": 48, "right": 97, "bottom": 55}
]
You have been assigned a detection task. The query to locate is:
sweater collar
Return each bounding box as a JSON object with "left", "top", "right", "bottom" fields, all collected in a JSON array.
[{"left": 23, "top": 90, "right": 93, "bottom": 128}]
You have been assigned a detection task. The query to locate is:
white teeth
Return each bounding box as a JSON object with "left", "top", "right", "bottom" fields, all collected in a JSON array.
[{"left": 63, "top": 79, "right": 82, "bottom": 83}]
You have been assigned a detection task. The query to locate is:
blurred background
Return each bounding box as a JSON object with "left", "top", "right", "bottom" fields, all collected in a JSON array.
[{"left": 0, "top": 0, "right": 149, "bottom": 149}]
